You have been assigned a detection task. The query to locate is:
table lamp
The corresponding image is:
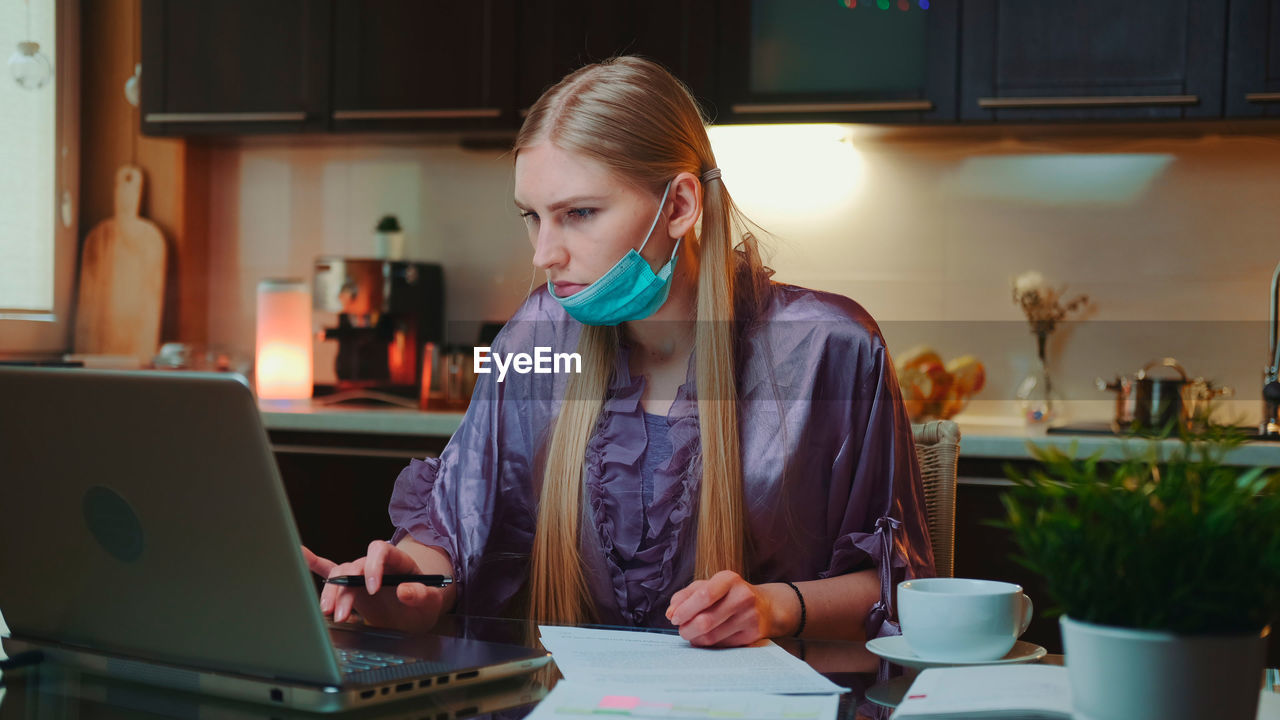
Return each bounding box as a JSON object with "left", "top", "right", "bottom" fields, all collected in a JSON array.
[{"left": 255, "top": 278, "right": 312, "bottom": 400}]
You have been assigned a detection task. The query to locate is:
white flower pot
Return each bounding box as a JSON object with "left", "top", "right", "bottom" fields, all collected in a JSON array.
[
  {"left": 374, "top": 230, "right": 405, "bottom": 260},
  {"left": 1060, "top": 615, "right": 1269, "bottom": 720}
]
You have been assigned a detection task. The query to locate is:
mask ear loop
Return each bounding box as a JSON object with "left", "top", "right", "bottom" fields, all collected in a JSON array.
[{"left": 636, "top": 180, "right": 674, "bottom": 257}]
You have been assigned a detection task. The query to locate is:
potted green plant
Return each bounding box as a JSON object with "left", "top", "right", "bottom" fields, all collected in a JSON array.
[{"left": 999, "top": 430, "right": 1280, "bottom": 720}]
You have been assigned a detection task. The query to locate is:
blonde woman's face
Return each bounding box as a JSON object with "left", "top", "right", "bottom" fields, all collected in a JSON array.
[{"left": 514, "top": 143, "right": 672, "bottom": 297}]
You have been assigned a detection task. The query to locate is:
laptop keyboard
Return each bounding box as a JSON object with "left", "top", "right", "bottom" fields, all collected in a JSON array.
[{"left": 336, "top": 648, "right": 419, "bottom": 675}]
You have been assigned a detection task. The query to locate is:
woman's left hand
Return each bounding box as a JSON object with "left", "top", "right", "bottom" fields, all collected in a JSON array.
[{"left": 665, "top": 570, "right": 787, "bottom": 647}]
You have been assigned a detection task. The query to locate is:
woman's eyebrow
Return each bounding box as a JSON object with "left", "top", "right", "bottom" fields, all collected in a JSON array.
[{"left": 514, "top": 195, "right": 608, "bottom": 212}]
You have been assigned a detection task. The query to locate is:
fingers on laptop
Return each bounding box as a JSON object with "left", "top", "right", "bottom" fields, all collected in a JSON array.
[
  {"left": 320, "top": 575, "right": 338, "bottom": 617},
  {"left": 313, "top": 542, "right": 440, "bottom": 625},
  {"left": 329, "top": 558, "right": 367, "bottom": 622},
  {"left": 304, "top": 545, "right": 342, "bottom": 617}
]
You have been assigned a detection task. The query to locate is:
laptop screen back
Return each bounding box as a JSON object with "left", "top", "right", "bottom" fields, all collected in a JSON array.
[{"left": 0, "top": 368, "right": 342, "bottom": 685}]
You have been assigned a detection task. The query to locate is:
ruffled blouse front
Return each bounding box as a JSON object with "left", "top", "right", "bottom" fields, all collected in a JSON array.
[
  {"left": 580, "top": 348, "right": 703, "bottom": 627},
  {"left": 388, "top": 280, "right": 935, "bottom": 638}
]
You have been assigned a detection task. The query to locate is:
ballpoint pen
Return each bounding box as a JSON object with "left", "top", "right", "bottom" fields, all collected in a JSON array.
[{"left": 324, "top": 574, "right": 453, "bottom": 588}]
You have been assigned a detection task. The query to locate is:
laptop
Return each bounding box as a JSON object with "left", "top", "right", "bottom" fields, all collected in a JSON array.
[
  {"left": 0, "top": 367, "right": 550, "bottom": 712},
  {"left": 18, "top": 664, "right": 548, "bottom": 720}
]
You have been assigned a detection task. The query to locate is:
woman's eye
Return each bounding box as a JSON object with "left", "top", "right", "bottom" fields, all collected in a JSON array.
[
  {"left": 520, "top": 211, "right": 539, "bottom": 224},
  {"left": 566, "top": 208, "right": 595, "bottom": 221}
]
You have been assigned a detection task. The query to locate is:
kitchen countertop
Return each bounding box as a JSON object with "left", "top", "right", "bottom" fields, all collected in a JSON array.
[
  {"left": 259, "top": 403, "right": 1280, "bottom": 468},
  {"left": 260, "top": 399, "right": 465, "bottom": 437},
  {"left": 955, "top": 416, "right": 1280, "bottom": 470}
]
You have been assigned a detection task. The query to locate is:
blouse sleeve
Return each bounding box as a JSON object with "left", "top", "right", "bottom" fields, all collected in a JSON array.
[
  {"left": 387, "top": 291, "right": 572, "bottom": 616},
  {"left": 819, "top": 333, "right": 936, "bottom": 639}
]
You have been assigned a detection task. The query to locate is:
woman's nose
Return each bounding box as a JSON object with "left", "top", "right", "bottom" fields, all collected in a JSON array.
[{"left": 531, "top": 227, "right": 568, "bottom": 271}]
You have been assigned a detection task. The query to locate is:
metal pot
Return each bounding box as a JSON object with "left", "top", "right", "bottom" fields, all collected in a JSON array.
[
  {"left": 1182, "top": 375, "right": 1234, "bottom": 426},
  {"left": 1097, "top": 358, "right": 1232, "bottom": 432}
]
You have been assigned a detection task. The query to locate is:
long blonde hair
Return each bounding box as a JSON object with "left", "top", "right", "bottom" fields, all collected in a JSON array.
[{"left": 516, "top": 56, "right": 767, "bottom": 625}]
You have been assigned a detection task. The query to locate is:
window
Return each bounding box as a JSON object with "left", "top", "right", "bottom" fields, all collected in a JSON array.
[{"left": 0, "top": 0, "right": 78, "bottom": 353}]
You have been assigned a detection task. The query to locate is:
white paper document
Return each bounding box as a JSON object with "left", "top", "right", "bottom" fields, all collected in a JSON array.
[
  {"left": 537, "top": 625, "right": 845, "bottom": 695},
  {"left": 523, "top": 680, "right": 840, "bottom": 720},
  {"left": 890, "top": 665, "right": 1072, "bottom": 719}
]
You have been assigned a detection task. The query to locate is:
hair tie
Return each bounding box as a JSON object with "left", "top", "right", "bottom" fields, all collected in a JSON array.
[{"left": 700, "top": 167, "right": 722, "bottom": 183}]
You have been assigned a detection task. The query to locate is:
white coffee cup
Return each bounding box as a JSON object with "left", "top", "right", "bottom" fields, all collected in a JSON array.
[{"left": 897, "top": 578, "right": 1034, "bottom": 662}]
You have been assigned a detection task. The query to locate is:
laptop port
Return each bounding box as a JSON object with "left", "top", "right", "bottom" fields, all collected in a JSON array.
[
  {"left": 437, "top": 675, "right": 449, "bottom": 685},
  {"left": 396, "top": 683, "right": 413, "bottom": 693},
  {"left": 455, "top": 670, "right": 479, "bottom": 680},
  {"left": 381, "top": 686, "right": 389, "bottom": 695},
  {"left": 269, "top": 688, "right": 283, "bottom": 703},
  {"left": 418, "top": 678, "right": 432, "bottom": 688},
  {"left": 359, "top": 690, "right": 376, "bottom": 700}
]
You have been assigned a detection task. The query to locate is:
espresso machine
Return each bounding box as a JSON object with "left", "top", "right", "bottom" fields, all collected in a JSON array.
[{"left": 313, "top": 257, "right": 444, "bottom": 404}]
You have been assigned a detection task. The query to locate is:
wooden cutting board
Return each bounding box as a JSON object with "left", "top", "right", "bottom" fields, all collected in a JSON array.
[{"left": 73, "top": 165, "right": 167, "bottom": 360}]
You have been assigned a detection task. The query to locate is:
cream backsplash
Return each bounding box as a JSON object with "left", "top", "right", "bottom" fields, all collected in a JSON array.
[{"left": 205, "top": 131, "right": 1280, "bottom": 425}]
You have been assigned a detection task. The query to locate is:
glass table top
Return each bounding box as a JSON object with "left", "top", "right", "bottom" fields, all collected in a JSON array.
[{"left": 0, "top": 615, "right": 1272, "bottom": 720}]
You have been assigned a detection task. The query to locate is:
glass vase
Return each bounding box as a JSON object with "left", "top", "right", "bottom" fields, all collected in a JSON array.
[
  {"left": 1017, "top": 356, "right": 1059, "bottom": 425},
  {"left": 1017, "top": 330, "right": 1060, "bottom": 425}
]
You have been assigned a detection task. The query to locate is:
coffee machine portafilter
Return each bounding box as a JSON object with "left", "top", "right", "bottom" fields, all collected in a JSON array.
[{"left": 313, "top": 257, "right": 444, "bottom": 404}]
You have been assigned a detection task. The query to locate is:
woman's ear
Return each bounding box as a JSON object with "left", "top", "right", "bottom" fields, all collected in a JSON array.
[{"left": 665, "top": 171, "right": 702, "bottom": 240}]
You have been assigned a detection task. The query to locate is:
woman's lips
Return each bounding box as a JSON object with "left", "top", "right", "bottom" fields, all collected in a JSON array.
[{"left": 553, "top": 281, "right": 588, "bottom": 297}]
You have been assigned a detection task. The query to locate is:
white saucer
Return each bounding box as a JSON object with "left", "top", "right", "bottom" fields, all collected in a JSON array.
[{"left": 865, "top": 635, "right": 1047, "bottom": 669}]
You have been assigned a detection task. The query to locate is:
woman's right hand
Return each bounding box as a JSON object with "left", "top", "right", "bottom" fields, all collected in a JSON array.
[{"left": 303, "top": 541, "right": 448, "bottom": 634}]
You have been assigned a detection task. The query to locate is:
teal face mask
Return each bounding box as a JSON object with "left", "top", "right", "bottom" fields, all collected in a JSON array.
[{"left": 547, "top": 181, "right": 680, "bottom": 326}]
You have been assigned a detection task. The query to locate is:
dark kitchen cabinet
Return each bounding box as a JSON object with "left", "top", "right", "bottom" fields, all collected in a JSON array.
[
  {"left": 1226, "top": 0, "right": 1280, "bottom": 116},
  {"left": 330, "top": 0, "right": 517, "bottom": 132},
  {"left": 140, "top": 1, "right": 1266, "bottom": 136},
  {"left": 141, "top": 0, "right": 331, "bottom": 135},
  {"left": 718, "top": 0, "right": 959, "bottom": 124},
  {"left": 514, "top": 0, "right": 719, "bottom": 120},
  {"left": 959, "top": 0, "right": 1228, "bottom": 121},
  {"left": 270, "top": 430, "right": 448, "bottom": 566}
]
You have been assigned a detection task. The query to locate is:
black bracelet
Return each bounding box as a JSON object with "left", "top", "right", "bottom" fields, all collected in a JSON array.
[{"left": 781, "top": 580, "right": 806, "bottom": 637}]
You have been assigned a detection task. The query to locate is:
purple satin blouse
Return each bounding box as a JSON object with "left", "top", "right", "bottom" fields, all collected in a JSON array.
[{"left": 388, "top": 277, "right": 936, "bottom": 638}]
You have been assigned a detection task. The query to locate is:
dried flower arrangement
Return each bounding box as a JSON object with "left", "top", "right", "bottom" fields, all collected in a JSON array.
[{"left": 1011, "top": 271, "right": 1090, "bottom": 361}]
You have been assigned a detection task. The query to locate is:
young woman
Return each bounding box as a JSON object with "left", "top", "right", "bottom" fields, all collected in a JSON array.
[{"left": 305, "top": 56, "right": 934, "bottom": 648}]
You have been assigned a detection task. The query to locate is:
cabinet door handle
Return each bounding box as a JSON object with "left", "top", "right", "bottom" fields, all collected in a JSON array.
[
  {"left": 332, "top": 108, "right": 502, "bottom": 120},
  {"left": 732, "top": 100, "right": 934, "bottom": 114},
  {"left": 144, "top": 112, "right": 308, "bottom": 123},
  {"left": 977, "top": 95, "right": 1198, "bottom": 109},
  {"left": 1246, "top": 93, "right": 1280, "bottom": 103}
]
